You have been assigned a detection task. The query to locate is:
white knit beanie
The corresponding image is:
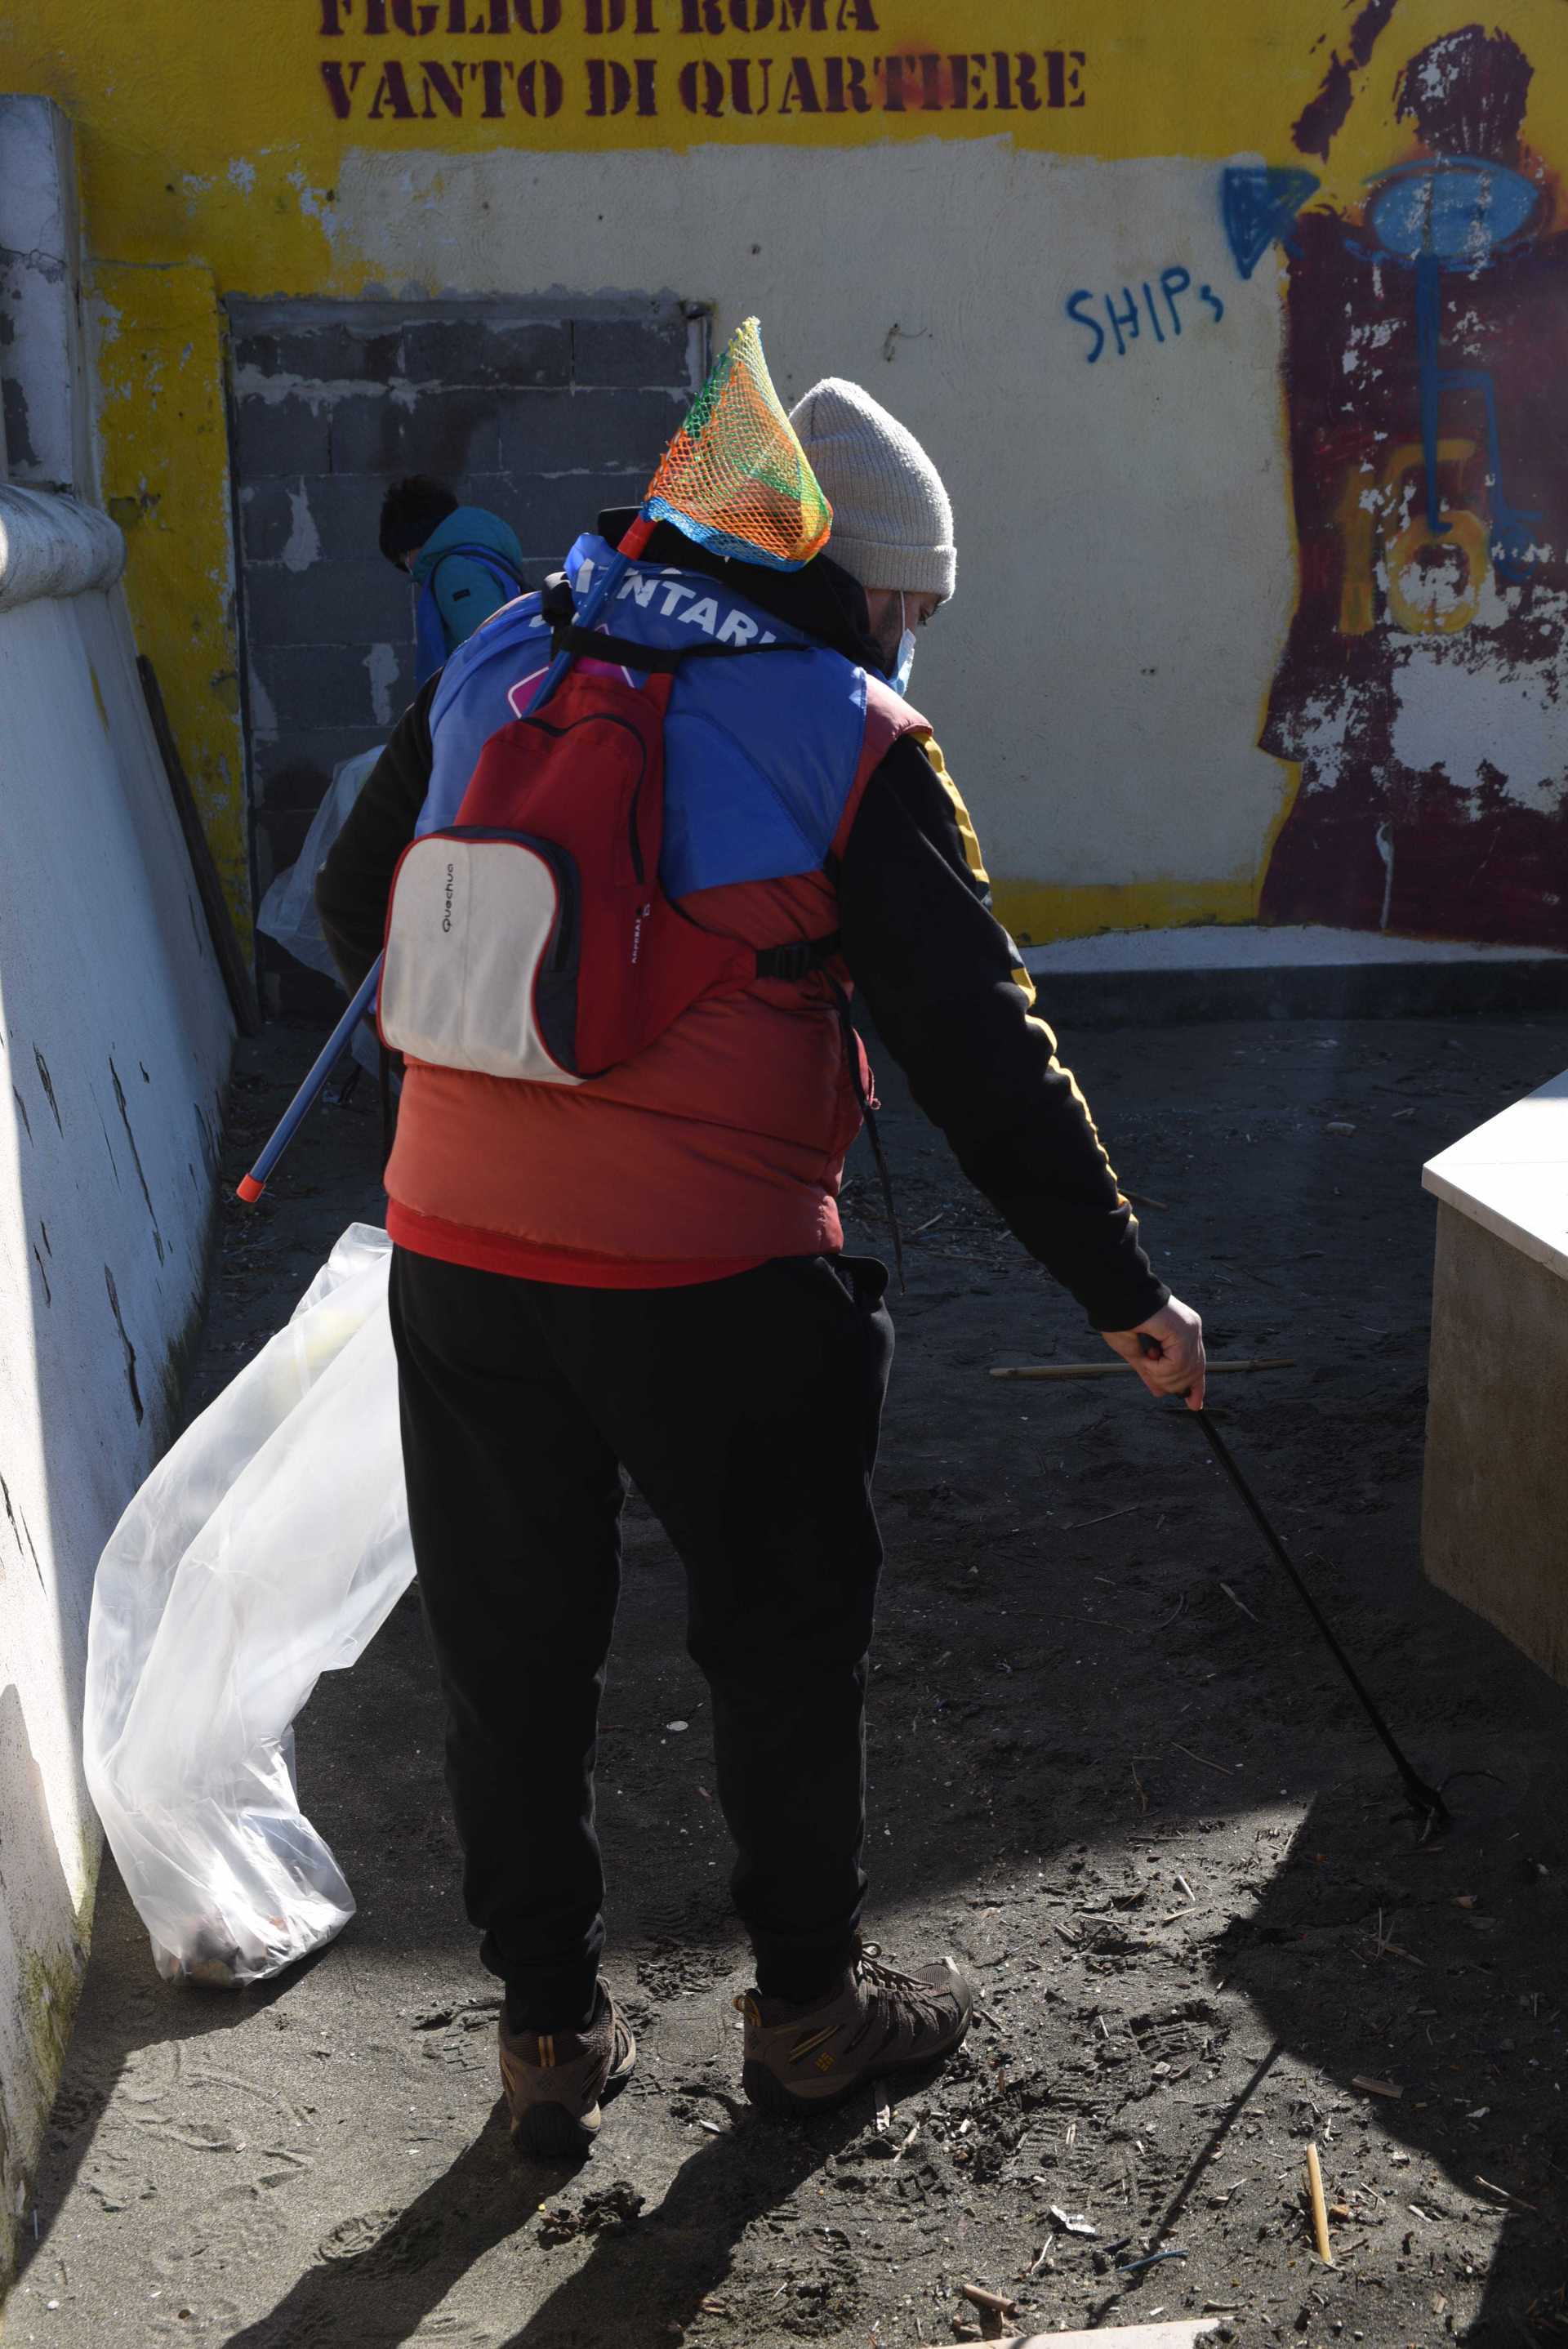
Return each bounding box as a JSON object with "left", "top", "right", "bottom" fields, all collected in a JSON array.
[{"left": 788, "top": 377, "right": 956, "bottom": 601}]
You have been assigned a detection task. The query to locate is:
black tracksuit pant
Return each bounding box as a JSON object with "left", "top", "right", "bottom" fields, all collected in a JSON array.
[{"left": 387, "top": 1243, "right": 894, "bottom": 2032}]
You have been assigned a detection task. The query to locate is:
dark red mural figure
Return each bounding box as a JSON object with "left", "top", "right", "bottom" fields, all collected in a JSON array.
[{"left": 1252, "top": 25, "right": 1568, "bottom": 947}]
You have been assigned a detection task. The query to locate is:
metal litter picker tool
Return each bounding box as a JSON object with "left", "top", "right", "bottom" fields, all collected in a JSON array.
[
  {"left": 1021, "top": 1335, "right": 1457, "bottom": 1832},
  {"left": 236, "top": 317, "right": 832, "bottom": 1205},
  {"left": 1187, "top": 1406, "right": 1450, "bottom": 1831}
]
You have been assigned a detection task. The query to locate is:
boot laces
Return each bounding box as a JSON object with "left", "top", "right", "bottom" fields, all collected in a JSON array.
[{"left": 854, "top": 1943, "right": 947, "bottom": 2030}]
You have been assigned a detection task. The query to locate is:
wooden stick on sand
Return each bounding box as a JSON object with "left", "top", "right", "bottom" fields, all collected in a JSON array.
[
  {"left": 990, "top": 1357, "right": 1293, "bottom": 1384},
  {"left": 1305, "top": 2142, "right": 1334, "bottom": 2266}
]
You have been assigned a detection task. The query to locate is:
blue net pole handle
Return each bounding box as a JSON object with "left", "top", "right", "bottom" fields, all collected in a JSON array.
[
  {"left": 236, "top": 962, "right": 381, "bottom": 1201},
  {"left": 236, "top": 543, "right": 638, "bottom": 1204}
]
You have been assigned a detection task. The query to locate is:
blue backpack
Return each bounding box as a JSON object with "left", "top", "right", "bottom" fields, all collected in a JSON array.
[{"left": 415, "top": 543, "right": 528, "bottom": 684}]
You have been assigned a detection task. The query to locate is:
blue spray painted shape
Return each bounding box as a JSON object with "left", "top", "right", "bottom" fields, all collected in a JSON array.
[
  {"left": 1365, "top": 155, "right": 1544, "bottom": 579},
  {"left": 1222, "top": 164, "right": 1321, "bottom": 279},
  {"left": 1365, "top": 157, "right": 1540, "bottom": 264}
]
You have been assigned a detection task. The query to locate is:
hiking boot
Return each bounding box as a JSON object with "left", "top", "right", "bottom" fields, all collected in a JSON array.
[
  {"left": 736, "top": 1943, "right": 974, "bottom": 2115},
  {"left": 499, "top": 1986, "right": 636, "bottom": 2157}
]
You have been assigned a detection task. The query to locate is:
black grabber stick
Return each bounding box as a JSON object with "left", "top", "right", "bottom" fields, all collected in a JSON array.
[
  {"left": 1191, "top": 1408, "right": 1449, "bottom": 1829},
  {"left": 1134, "top": 1332, "right": 1450, "bottom": 1829}
]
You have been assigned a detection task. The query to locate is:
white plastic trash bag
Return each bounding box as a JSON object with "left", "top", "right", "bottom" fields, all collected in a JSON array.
[
  {"left": 256, "top": 746, "right": 382, "bottom": 982},
  {"left": 84, "top": 1224, "right": 414, "bottom": 1987},
  {"left": 256, "top": 745, "right": 383, "bottom": 1076}
]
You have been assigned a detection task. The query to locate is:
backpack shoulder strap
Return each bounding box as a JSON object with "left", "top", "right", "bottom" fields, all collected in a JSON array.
[
  {"left": 428, "top": 542, "right": 527, "bottom": 595},
  {"left": 755, "top": 917, "right": 905, "bottom": 1291}
]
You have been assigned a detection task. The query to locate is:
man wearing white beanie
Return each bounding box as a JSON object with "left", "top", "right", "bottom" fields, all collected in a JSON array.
[
  {"left": 321, "top": 375, "right": 1205, "bottom": 2151},
  {"left": 784, "top": 374, "right": 1200, "bottom": 1380},
  {"left": 789, "top": 375, "right": 957, "bottom": 614}
]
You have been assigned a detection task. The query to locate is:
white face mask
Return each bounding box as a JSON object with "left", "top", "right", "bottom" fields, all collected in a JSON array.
[{"left": 889, "top": 591, "right": 917, "bottom": 695}]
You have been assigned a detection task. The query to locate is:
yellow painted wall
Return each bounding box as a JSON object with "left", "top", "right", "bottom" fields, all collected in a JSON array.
[
  {"left": 5, "top": 0, "right": 1568, "bottom": 940},
  {"left": 91, "top": 262, "right": 248, "bottom": 935},
  {"left": 9, "top": 0, "right": 1568, "bottom": 226}
]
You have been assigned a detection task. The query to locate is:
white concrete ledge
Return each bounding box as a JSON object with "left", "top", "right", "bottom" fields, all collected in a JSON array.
[
  {"left": 1022, "top": 922, "right": 1566, "bottom": 976},
  {"left": 0, "top": 484, "right": 123, "bottom": 613},
  {"left": 1423, "top": 1069, "right": 1568, "bottom": 1288}
]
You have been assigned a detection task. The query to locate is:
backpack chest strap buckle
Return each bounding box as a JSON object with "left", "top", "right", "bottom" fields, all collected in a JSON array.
[{"left": 755, "top": 932, "right": 840, "bottom": 984}]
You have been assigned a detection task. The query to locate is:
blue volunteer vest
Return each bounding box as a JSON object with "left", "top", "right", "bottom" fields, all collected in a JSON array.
[{"left": 421, "top": 535, "right": 880, "bottom": 901}]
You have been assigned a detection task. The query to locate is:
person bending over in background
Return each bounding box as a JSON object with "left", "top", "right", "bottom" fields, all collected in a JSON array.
[{"left": 377, "top": 475, "right": 527, "bottom": 684}]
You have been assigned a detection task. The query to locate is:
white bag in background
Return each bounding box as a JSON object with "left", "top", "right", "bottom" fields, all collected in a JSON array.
[
  {"left": 84, "top": 1224, "right": 414, "bottom": 1986},
  {"left": 256, "top": 745, "right": 384, "bottom": 1076},
  {"left": 256, "top": 746, "right": 382, "bottom": 981}
]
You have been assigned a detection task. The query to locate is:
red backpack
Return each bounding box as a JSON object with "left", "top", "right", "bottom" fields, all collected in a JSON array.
[
  {"left": 378, "top": 605, "right": 833, "bottom": 1084},
  {"left": 377, "top": 582, "right": 906, "bottom": 1280}
]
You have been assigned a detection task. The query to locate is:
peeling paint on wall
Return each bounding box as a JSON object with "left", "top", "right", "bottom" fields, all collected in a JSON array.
[
  {"left": 30, "top": 1050, "right": 61, "bottom": 1134},
  {"left": 107, "top": 1059, "right": 166, "bottom": 1264},
  {"left": 279, "top": 488, "right": 323, "bottom": 575},
  {"left": 1257, "top": 22, "right": 1568, "bottom": 945},
  {"left": 364, "top": 640, "right": 399, "bottom": 725}
]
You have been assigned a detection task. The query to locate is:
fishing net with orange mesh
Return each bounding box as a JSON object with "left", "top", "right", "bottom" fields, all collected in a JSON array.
[{"left": 640, "top": 316, "right": 832, "bottom": 571}]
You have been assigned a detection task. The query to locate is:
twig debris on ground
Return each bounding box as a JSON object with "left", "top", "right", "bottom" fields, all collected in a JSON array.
[
  {"left": 960, "top": 2279, "right": 1021, "bottom": 2338},
  {"left": 1475, "top": 2175, "right": 1539, "bottom": 2213},
  {"left": 1068, "top": 1502, "right": 1146, "bottom": 1532},
  {"left": 1170, "top": 1743, "right": 1240, "bottom": 1777},
  {"left": 1305, "top": 2142, "right": 1334, "bottom": 2266}
]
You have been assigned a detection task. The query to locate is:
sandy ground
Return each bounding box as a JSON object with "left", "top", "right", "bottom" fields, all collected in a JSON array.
[{"left": 7, "top": 1010, "right": 1568, "bottom": 2349}]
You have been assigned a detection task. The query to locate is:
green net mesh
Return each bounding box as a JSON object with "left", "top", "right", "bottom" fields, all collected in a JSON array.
[{"left": 644, "top": 318, "right": 832, "bottom": 571}]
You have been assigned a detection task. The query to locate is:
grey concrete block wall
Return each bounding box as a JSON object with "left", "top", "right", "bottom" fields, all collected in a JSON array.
[
  {"left": 226, "top": 295, "right": 702, "bottom": 1011},
  {"left": 242, "top": 556, "right": 412, "bottom": 650},
  {"left": 324, "top": 390, "right": 504, "bottom": 479}
]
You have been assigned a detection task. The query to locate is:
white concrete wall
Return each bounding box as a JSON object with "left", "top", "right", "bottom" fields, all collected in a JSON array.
[
  {"left": 323, "top": 140, "right": 1298, "bottom": 916},
  {"left": 0, "top": 488, "right": 233, "bottom": 2276}
]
